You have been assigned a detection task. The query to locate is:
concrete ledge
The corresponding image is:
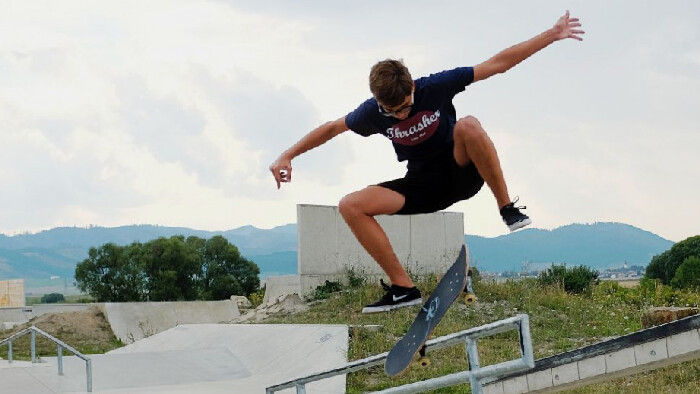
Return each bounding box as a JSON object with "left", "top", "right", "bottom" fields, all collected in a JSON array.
[{"left": 483, "top": 314, "right": 700, "bottom": 393}]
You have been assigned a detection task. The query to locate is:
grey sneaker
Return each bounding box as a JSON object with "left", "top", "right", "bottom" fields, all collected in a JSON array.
[
  {"left": 362, "top": 279, "right": 422, "bottom": 314},
  {"left": 500, "top": 197, "right": 532, "bottom": 232}
]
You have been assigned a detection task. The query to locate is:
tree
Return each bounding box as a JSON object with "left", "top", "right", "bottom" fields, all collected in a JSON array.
[
  {"left": 197, "top": 235, "right": 259, "bottom": 299},
  {"left": 75, "top": 243, "right": 146, "bottom": 302},
  {"left": 142, "top": 236, "right": 199, "bottom": 301},
  {"left": 670, "top": 256, "right": 700, "bottom": 290},
  {"left": 645, "top": 235, "right": 700, "bottom": 285},
  {"left": 75, "top": 235, "right": 260, "bottom": 302},
  {"left": 41, "top": 293, "right": 65, "bottom": 303}
]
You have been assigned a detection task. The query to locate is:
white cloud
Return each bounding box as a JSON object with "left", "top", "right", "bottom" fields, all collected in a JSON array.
[{"left": 0, "top": 1, "right": 699, "bottom": 243}]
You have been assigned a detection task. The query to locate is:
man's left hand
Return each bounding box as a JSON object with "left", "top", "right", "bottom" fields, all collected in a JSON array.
[{"left": 553, "top": 10, "right": 585, "bottom": 41}]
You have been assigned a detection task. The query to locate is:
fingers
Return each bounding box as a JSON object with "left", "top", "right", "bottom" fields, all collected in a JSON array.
[
  {"left": 270, "top": 167, "right": 281, "bottom": 189},
  {"left": 270, "top": 165, "right": 292, "bottom": 189}
]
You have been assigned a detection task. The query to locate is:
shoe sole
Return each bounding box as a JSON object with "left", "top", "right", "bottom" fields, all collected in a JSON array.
[
  {"left": 508, "top": 218, "right": 532, "bottom": 232},
  {"left": 361, "top": 298, "right": 423, "bottom": 314}
]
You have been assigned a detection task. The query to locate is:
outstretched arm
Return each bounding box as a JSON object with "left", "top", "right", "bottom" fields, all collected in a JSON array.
[
  {"left": 473, "top": 11, "right": 584, "bottom": 82},
  {"left": 269, "top": 117, "right": 349, "bottom": 189}
]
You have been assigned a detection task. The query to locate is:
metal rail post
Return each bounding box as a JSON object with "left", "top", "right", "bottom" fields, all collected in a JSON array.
[
  {"left": 58, "top": 345, "right": 64, "bottom": 375},
  {"left": 31, "top": 329, "right": 36, "bottom": 363},
  {"left": 466, "top": 337, "right": 482, "bottom": 394}
]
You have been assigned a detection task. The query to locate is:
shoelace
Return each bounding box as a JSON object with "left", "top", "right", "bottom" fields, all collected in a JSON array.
[
  {"left": 505, "top": 196, "right": 527, "bottom": 211},
  {"left": 380, "top": 279, "right": 391, "bottom": 292}
]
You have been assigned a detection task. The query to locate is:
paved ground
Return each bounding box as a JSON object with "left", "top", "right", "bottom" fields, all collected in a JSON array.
[{"left": 0, "top": 324, "right": 348, "bottom": 393}]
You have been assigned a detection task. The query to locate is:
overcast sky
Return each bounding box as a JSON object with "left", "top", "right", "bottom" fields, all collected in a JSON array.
[{"left": 1, "top": 1, "right": 698, "bottom": 242}]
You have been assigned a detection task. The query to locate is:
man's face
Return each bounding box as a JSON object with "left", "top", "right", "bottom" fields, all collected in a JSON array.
[{"left": 378, "top": 90, "right": 414, "bottom": 120}]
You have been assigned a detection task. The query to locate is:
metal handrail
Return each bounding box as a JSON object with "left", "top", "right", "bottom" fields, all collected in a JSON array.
[
  {"left": 266, "top": 314, "right": 534, "bottom": 394},
  {"left": 1, "top": 325, "right": 93, "bottom": 392}
]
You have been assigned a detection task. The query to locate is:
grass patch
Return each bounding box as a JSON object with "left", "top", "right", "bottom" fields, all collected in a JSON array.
[{"left": 264, "top": 276, "right": 700, "bottom": 393}]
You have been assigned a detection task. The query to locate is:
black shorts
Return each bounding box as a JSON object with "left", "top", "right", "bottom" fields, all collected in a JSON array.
[{"left": 378, "top": 154, "right": 484, "bottom": 215}]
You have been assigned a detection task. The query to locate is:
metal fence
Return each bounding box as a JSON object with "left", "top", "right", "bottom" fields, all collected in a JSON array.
[
  {"left": 1, "top": 325, "right": 93, "bottom": 392},
  {"left": 266, "top": 314, "right": 534, "bottom": 394}
]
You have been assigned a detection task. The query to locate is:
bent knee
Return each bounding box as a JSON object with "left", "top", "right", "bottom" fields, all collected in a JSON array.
[
  {"left": 339, "top": 193, "right": 362, "bottom": 217},
  {"left": 455, "top": 116, "right": 486, "bottom": 140}
]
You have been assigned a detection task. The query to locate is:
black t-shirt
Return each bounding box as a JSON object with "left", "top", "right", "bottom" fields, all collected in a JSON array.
[{"left": 346, "top": 67, "right": 474, "bottom": 171}]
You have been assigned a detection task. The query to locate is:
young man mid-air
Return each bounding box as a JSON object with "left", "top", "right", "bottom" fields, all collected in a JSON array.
[{"left": 270, "top": 11, "right": 584, "bottom": 313}]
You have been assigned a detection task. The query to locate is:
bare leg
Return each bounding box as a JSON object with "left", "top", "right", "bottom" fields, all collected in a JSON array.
[
  {"left": 453, "top": 116, "right": 511, "bottom": 209},
  {"left": 338, "top": 186, "right": 414, "bottom": 288}
]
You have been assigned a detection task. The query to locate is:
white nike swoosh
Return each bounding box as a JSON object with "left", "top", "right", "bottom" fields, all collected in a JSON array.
[{"left": 393, "top": 294, "right": 408, "bottom": 302}]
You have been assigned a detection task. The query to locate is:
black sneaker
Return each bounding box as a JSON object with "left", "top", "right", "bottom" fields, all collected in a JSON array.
[
  {"left": 361, "top": 279, "right": 422, "bottom": 314},
  {"left": 500, "top": 197, "right": 532, "bottom": 232}
]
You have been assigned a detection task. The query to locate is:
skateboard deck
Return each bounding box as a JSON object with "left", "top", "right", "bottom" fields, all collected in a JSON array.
[{"left": 385, "top": 244, "right": 468, "bottom": 376}]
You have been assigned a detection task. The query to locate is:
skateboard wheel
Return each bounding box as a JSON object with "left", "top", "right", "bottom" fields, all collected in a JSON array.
[
  {"left": 464, "top": 293, "right": 478, "bottom": 304},
  {"left": 418, "top": 357, "right": 431, "bottom": 367}
]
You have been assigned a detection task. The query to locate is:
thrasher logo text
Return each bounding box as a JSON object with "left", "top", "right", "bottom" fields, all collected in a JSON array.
[{"left": 385, "top": 110, "right": 441, "bottom": 146}]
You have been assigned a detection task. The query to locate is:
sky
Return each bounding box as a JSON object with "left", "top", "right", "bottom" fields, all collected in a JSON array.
[{"left": 0, "top": 1, "right": 698, "bottom": 242}]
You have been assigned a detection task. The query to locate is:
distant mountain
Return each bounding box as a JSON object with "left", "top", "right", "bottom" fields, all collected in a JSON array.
[
  {"left": 466, "top": 222, "right": 674, "bottom": 272},
  {"left": 0, "top": 222, "right": 675, "bottom": 292},
  {"left": 0, "top": 224, "right": 298, "bottom": 256},
  {"left": 0, "top": 224, "right": 298, "bottom": 284}
]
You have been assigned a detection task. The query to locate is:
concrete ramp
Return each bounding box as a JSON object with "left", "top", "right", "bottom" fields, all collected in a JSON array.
[
  {"left": 484, "top": 313, "right": 700, "bottom": 393},
  {"left": 1, "top": 323, "right": 347, "bottom": 393},
  {"left": 100, "top": 300, "right": 240, "bottom": 343}
]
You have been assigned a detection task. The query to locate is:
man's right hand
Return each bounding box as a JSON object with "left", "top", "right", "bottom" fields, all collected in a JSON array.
[{"left": 270, "top": 155, "right": 292, "bottom": 189}]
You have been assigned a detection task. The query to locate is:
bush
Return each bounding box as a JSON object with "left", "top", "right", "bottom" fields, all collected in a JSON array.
[
  {"left": 671, "top": 256, "right": 700, "bottom": 290},
  {"left": 312, "top": 280, "right": 343, "bottom": 301},
  {"left": 538, "top": 264, "right": 599, "bottom": 295},
  {"left": 41, "top": 293, "right": 65, "bottom": 304}
]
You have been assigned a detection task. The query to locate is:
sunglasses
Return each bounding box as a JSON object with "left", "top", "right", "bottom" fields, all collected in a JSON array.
[{"left": 378, "top": 92, "right": 414, "bottom": 117}]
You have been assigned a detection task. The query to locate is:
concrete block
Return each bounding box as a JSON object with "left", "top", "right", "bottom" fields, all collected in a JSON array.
[
  {"left": 641, "top": 307, "right": 699, "bottom": 328},
  {"left": 482, "top": 381, "right": 504, "bottom": 394},
  {"left": 667, "top": 329, "right": 700, "bottom": 358},
  {"left": 552, "top": 362, "right": 579, "bottom": 386},
  {"left": 578, "top": 354, "right": 606, "bottom": 379},
  {"left": 634, "top": 338, "right": 668, "bottom": 365},
  {"left": 526, "top": 369, "right": 553, "bottom": 391},
  {"left": 262, "top": 275, "right": 301, "bottom": 306},
  {"left": 298, "top": 205, "right": 340, "bottom": 275},
  {"left": 297, "top": 204, "right": 465, "bottom": 298},
  {"left": 501, "top": 375, "right": 529, "bottom": 393},
  {"left": 605, "top": 347, "right": 636, "bottom": 373},
  {"left": 409, "top": 213, "right": 448, "bottom": 274},
  {"left": 0, "top": 279, "right": 25, "bottom": 308}
]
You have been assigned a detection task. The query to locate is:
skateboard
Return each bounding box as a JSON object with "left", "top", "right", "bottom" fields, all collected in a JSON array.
[{"left": 385, "top": 244, "right": 468, "bottom": 376}]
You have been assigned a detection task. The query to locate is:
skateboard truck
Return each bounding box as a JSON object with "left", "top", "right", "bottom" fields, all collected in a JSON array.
[
  {"left": 414, "top": 344, "right": 430, "bottom": 367},
  {"left": 464, "top": 269, "right": 478, "bottom": 305}
]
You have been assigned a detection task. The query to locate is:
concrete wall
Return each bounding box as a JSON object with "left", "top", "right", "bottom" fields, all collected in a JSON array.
[
  {"left": 0, "top": 279, "right": 25, "bottom": 308},
  {"left": 99, "top": 300, "right": 241, "bottom": 344},
  {"left": 296, "top": 204, "right": 465, "bottom": 297},
  {"left": 262, "top": 275, "right": 302, "bottom": 306}
]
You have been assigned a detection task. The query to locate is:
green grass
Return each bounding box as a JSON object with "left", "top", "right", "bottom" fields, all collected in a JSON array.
[
  {"left": 25, "top": 294, "right": 94, "bottom": 306},
  {"left": 262, "top": 277, "right": 700, "bottom": 393}
]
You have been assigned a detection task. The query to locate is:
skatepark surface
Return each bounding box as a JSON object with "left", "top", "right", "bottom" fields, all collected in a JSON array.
[{"left": 0, "top": 323, "right": 348, "bottom": 394}]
